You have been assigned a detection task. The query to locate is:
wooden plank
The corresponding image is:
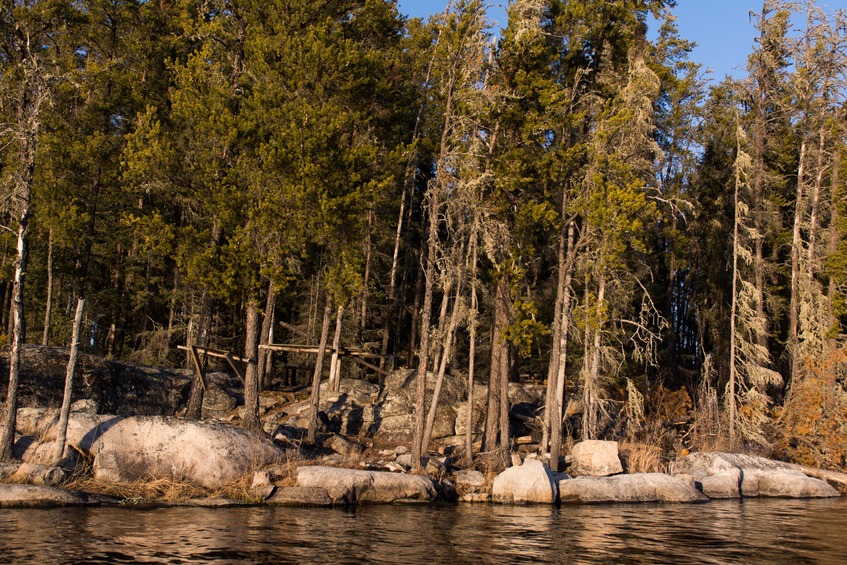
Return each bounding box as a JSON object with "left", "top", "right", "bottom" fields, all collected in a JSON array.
[
  {"left": 258, "top": 343, "right": 392, "bottom": 359},
  {"left": 352, "top": 356, "right": 390, "bottom": 376},
  {"left": 177, "top": 344, "right": 252, "bottom": 364},
  {"left": 224, "top": 352, "right": 245, "bottom": 384},
  {"left": 188, "top": 345, "right": 207, "bottom": 391}
]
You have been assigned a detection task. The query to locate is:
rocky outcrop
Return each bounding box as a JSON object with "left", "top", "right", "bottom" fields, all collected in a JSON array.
[
  {"left": 325, "top": 434, "right": 365, "bottom": 459},
  {"left": 558, "top": 473, "right": 708, "bottom": 503},
  {"left": 370, "top": 370, "right": 465, "bottom": 446},
  {"left": 491, "top": 459, "right": 557, "bottom": 504},
  {"left": 569, "top": 440, "right": 624, "bottom": 477},
  {"left": 275, "top": 379, "right": 378, "bottom": 437},
  {"left": 0, "top": 345, "right": 191, "bottom": 416},
  {"left": 0, "top": 484, "right": 113, "bottom": 508},
  {"left": 295, "top": 465, "right": 437, "bottom": 504},
  {"left": 670, "top": 452, "right": 840, "bottom": 499},
  {"left": 84, "top": 416, "right": 283, "bottom": 489}
]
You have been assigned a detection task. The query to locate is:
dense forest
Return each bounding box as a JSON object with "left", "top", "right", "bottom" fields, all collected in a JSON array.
[{"left": 0, "top": 0, "right": 845, "bottom": 471}]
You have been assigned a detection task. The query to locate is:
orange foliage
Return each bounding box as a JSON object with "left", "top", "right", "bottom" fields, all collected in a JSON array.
[{"left": 775, "top": 346, "right": 847, "bottom": 471}]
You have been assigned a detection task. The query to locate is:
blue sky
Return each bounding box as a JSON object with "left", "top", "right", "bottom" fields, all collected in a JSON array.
[{"left": 396, "top": 1, "right": 775, "bottom": 81}]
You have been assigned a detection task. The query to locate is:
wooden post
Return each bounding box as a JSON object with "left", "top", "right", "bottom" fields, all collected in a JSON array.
[{"left": 54, "top": 298, "right": 85, "bottom": 464}]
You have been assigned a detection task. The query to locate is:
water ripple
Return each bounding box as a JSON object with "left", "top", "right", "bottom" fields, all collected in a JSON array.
[{"left": 0, "top": 498, "right": 846, "bottom": 563}]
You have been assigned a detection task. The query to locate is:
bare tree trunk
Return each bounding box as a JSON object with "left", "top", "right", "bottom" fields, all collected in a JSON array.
[
  {"left": 550, "top": 221, "right": 575, "bottom": 472},
  {"left": 53, "top": 299, "right": 85, "bottom": 464},
  {"left": 484, "top": 293, "right": 503, "bottom": 454},
  {"left": 431, "top": 277, "right": 453, "bottom": 371},
  {"left": 185, "top": 222, "right": 221, "bottom": 419},
  {"left": 789, "top": 138, "right": 808, "bottom": 381},
  {"left": 728, "top": 157, "right": 742, "bottom": 446},
  {"left": 751, "top": 53, "right": 768, "bottom": 350},
  {"left": 1, "top": 282, "right": 10, "bottom": 337},
  {"left": 583, "top": 270, "right": 605, "bottom": 441},
  {"left": 242, "top": 295, "right": 261, "bottom": 433},
  {"left": 825, "top": 149, "right": 841, "bottom": 401},
  {"left": 0, "top": 94, "right": 38, "bottom": 461},
  {"left": 498, "top": 326, "right": 511, "bottom": 467},
  {"left": 465, "top": 239, "right": 478, "bottom": 466},
  {"left": 542, "top": 199, "right": 570, "bottom": 454},
  {"left": 412, "top": 187, "right": 440, "bottom": 470},
  {"left": 422, "top": 275, "right": 463, "bottom": 453},
  {"left": 807, "top": 129, "right": 826, "bottom": 279},
  {"left": 166, "top": 268, "right": 179, "bottom": 357},
  {"left": 358, "top": 211, "right": 373, "bottom": 342},
  {"left": 184, "top": 289, "right": 211, "bottom": 420},
  {"left": 328, "top": 305, "right": 344, "bottom": 392},
  {"left": 485, "top": 275, "right": 510, "bottom": 459},
  {"left": 306, "top": 300, "right": 333, "bottom": 444},
  {"left": 258, "top": 282, "right": 276, "bottom": 390},
  {"left": 42, "top": 229, "right": 53, "bottom": 346},
  {"left": 407, "top": 232, "right": 427, "bottom": 366}
]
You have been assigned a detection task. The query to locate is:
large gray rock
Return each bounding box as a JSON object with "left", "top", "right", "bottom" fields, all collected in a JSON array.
[
  {"left": 454, "top": 401, "right": 486, "bottom": 437},
  {"left": 570, "top": 440, "right": 624, "bottom": 477},
  {"left": 267, "top": 486, "right": 334, "bottom": 506},
  {"left": 0, "top": 484, "right": 111, "bottom": 508},
  {"left": 456, "top": 469, "right": 488, "bottom": 503},
  {"left": 0, "top": 345, "right": 190, "bottom": 416},
  {"left": 8, "top": 463, "right": 66, "bottom": 487},
  {"left": 87, "top": 416, "right": 283, "bottom": 489},
  {"left": 295, "top": 465, "right": 437, "bottom": 504},
  {"left": 491, "top": 459, "right": 557, "bottom": 504},
  {"left": 371, "top": 370, "right": 464, "bottom": 445},
  {"left": 670, "top": 452, "right": 840, "bottom": 499},
  {"left": 14, "top": 410, "right": 116, "bottom": 465},
  {"left": 201, "top": 374, "right": 239, "bottom": 418},
  {"left": 325, "top": 434, "right": 365, "bottom": 458},
  {"left": 282, "top": 383, "right": 372, "bottom": 437},
  {"left": 558, "top": 473, "right": 708, "bottom": 503}
]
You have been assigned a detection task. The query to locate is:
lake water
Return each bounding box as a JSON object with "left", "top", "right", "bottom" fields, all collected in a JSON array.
[{"left": 2, "top": 498, "right": 847, "bottom": 563}]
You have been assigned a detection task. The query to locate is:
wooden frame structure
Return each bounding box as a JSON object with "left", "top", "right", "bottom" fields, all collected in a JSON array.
[
  {"left": 178, "top": 342, "right": 394, "bottom": 391},
  {"left": 259, "top": 343, "right": 394, "bottom": 386},
  {"left": 177, "top": 344, "right": 250, "bottom": 390}
]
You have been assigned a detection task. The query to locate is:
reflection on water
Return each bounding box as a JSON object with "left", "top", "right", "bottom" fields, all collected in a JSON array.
[{"left": 1, "top": 498, "right": 846, "bottom": 563}]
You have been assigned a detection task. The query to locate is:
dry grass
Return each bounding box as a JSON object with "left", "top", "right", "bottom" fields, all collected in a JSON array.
[
  {"left": 618, "top": 441, "right": 667, "bottom": 474},
  {"left": 65, "top": 476, "right": 209, "bottom": 503}
]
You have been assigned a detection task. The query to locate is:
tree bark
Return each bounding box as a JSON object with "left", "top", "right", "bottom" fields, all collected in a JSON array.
[
  {"left": 465, "top": 238, "right": 479, "bottom": 466},
  {"left": 543, "top": 197, "right": 570, "bottom": 454},
  {"left": 358, "top": 211, "right": 373, "bottom": 342},
  {"left": 825, "top": 149, "right": 841, "bottom": 400},
  {"left": 789, "top": 137, "right": 808, "bottom": 381},
  {"left": 306, "top": 300, "right": 333, "bottom": 444},
  {"left": 42, "top": 229, "right": 53, "bottom": 346},
  {"left": 807, "top": 129, "right": 826, "bottom": 279},
  {"left": 328, "top": 305, "right": 345, "bottom": 392},
  {"left": 53, "top": 299, "right": 85, "bottom": 463},
  {"left": 422, "top": 274, "right": 463, "bottom": 453},
  {"left": 550, "top": 221, "right": 575, "bottom": 471},
  {"left": 185, "top": 222, "right": 221, "bottom": 419},
  {"left": 411, "top": 187, "right": 440, "bottom": 469},
  {"left": 242, "top": 295, "right": 261, "bottom": 433},
  {"left": 0, "top": 116, "right": 36, "bottom": 461},
  {"left": 258, "top": 282, "right": 276, "bottom": 390},
  {"left": 406, "top": 228, "right": 427, "bottom": 366},
  {"left": 728, "top": 152, "right": 743, "bottom": 446},
  {"left": 583, "top": 269, "right": 605, "bottom": 441}
]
